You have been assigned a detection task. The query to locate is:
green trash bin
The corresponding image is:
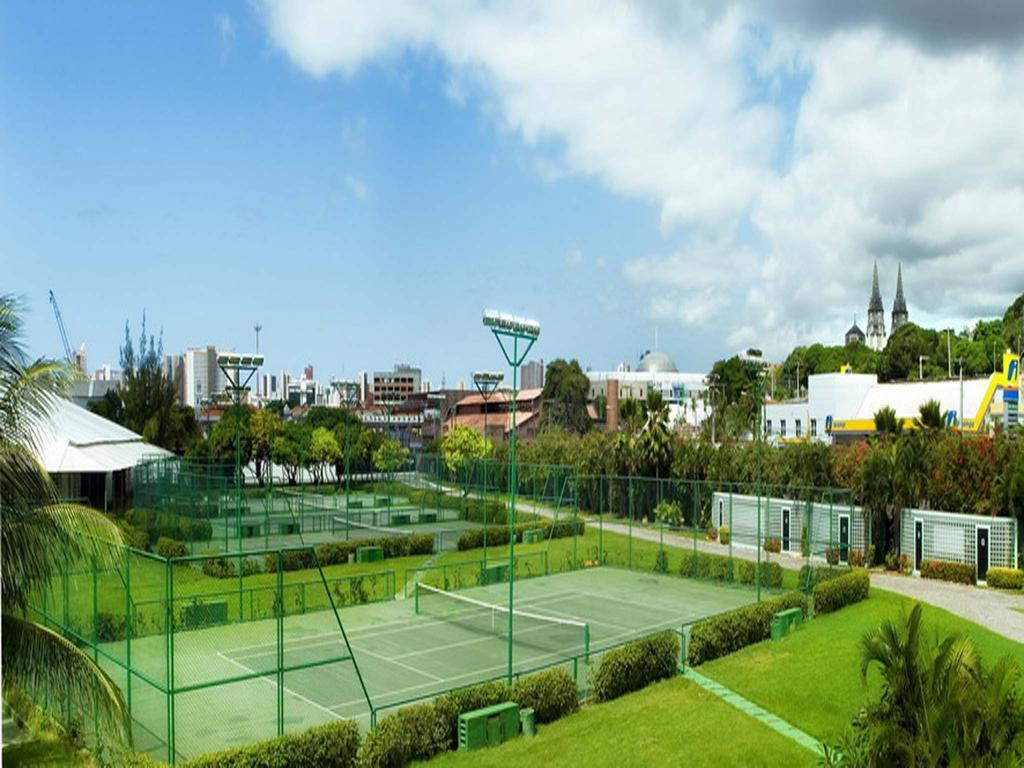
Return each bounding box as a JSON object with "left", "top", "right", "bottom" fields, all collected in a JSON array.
[{"left": 520, "top": 707, "right": 536, "bottom": 738}]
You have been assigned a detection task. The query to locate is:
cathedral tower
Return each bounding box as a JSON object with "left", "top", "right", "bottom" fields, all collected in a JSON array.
[
  {"left": 891, "top": 263, "right": 908, "bottom": 333},
  {"left": 866, "top": 260, "right": 887, "bottom": 351}
]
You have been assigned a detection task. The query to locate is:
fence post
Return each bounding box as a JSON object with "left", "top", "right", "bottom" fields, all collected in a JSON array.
[{"left": 276, "top": 552, "right": 284, "bottom": 736}]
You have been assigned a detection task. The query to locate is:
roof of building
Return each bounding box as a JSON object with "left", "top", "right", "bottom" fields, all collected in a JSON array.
[
  {"left": 30, "top": 398, "right": 172, "bottom": 473},
  {"left": 846, "top": 322, "right": 865, "bottom": 338},
  {"left": 453, "top": 388, "right": 543, "bottom": 408},
  {"left": 637, "top": 350, "right": 678, "bottom": 374},
  {"left": 869, "top": 260, "right": 884, "bottom": 312},
  {"left": 892, "top": 263, "right": 907, "bottom": 314}
]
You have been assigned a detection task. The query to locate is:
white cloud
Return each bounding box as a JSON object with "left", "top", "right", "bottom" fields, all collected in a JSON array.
[
  {"left": 344, "top": 174, "right": 368, "bottom": 200},
  {"left": 257, "top": 1, "right": 1024, "bottom": 358},
  {"left": 215, "top": 12, "right": 236, "bottom": 58}
]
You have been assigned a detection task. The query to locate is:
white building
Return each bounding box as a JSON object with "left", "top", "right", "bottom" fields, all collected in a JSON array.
[
  {"left": 587, "top": 350, "right": 709, "bottom": 429},
  {"left": 183, "top": 346, "right": 230, "bottom": 407}
]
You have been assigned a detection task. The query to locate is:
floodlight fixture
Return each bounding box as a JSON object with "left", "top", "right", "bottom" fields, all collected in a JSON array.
[
  {"left": 482, "top": 310, "right": 540, "bottom": 339},
  {"left": 472, "top": 370, "right": 504, "bottom": 393},
  {"left": 216, "top": 352, "right": 263, "bottom": 529},
  {"left": 330, "top": 378, "right": 360, "bottom": 407},
  {"left": 216, "top": 353, "right": 264, "bottom": 368}
]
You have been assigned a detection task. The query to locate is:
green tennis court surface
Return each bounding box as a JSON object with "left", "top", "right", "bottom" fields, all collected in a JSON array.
[{"left": 105, "top": 567, "right": 758, "bottom": 760}]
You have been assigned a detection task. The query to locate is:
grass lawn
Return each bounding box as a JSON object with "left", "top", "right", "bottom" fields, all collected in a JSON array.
[
  {"left": 2, "top": 737, "right": 85, "bottom": 767},
  {"left": 700, "top": 588, "right": 1024, "bottom": 742},
  {"left": 417, "top": 676, "right": 817, "bottom": 768}
]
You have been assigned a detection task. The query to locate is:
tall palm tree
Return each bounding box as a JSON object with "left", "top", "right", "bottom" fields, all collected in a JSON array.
[{"left": 0, "top": 296, "right": 130, "bottom": 743}]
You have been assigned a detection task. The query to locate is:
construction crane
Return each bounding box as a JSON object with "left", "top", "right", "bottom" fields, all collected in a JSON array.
[{"left": 48, "top": 289, "right": 74, "bottom": 363}]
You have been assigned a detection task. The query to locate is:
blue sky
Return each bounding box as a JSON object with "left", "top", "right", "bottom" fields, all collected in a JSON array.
[{"left": 4, "top": 2, "right": 1022, "bottom": 386}]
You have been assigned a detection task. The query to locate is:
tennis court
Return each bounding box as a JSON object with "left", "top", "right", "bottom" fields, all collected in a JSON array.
[{"left": 106, "top": 566, "right": 759, "bottom": 759}]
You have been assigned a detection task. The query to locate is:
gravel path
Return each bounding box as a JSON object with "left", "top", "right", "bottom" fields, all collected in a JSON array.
[{"left": 868, "top": 572, "right": 1024, "bottom": 643}]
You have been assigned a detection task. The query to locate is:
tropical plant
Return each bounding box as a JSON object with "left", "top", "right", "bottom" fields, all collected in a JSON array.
[
  {"left": 307, "top": 426, "right": 341, "bottom": 484},
  {"left": 873, "top": 406, "right": 904, "bottom": 438},
  {"left": 914, "top": 398, "right": 946, "bottom": 431},
  {"left": 373, "top": 437, "right": 409, "bottom": 477},
  {"left": 249, "top": 408, "right": 282, "bottom": 485},
  {"left": 0, "top": 296, "right": 131, "bottom": 747},
  {"left": 822, "top": 603, "right": 1024, "bottom": 766}
]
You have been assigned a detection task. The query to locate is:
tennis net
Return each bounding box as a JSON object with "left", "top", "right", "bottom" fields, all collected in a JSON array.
[
  {"left": 331, "top": 515, "right": 414, "bottom": 540},
  {"left": 414, "top": 583, "right": 589, "bottom": 661}
]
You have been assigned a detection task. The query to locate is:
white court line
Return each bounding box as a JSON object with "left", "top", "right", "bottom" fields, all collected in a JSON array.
[{"left": 216, "top": 652, "right": 342, "bottom": 721}]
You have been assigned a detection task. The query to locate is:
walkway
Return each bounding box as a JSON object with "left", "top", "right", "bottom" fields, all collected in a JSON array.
[{"left": 684, "top": 669, "right": 822, "bottom": 755}]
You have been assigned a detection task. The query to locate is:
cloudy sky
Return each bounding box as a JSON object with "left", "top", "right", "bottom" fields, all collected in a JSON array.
[{"left": 3, "top": 2, "right": 1023, "bottom": 383}]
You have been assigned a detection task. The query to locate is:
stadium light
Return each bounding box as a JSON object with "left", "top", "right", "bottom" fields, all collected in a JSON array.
[
  {"left": 217, "top": 353, "right": 263, "bottom": 530},
  {"left": 482, "top": 310, "right": 540, "bottom": 684},
  {"left": 331, "top": 379, "right": 361, "bottom": 511}
]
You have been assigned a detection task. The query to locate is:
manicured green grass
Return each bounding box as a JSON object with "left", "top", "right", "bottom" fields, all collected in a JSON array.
[
  {"left": 700, "top": 588, "right": 1024, "bottom": 742},
  {"left": 416, "top": 676, "right": 817, "bottom": 768},
  {"left": 2, "top": 737, "right": 86, "bottom": 767}
]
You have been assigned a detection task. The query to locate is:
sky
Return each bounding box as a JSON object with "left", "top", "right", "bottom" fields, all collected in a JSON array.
[{"left": 3, "top": 2, "right": 1024, "bottom": 387}]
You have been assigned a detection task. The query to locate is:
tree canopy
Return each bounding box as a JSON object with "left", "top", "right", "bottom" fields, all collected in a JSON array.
[{"left": 540, "top": 358, "right": 591, "bottom": 434}]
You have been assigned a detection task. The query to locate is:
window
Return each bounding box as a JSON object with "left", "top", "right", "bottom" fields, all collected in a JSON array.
[
  {"left": 811, "top": 419, "right": 817, "bottom": 437},
  {"left": 780, "top": 419, "right": 787, "bottom": 437},
  {"left": 796, "top": 419, "right": 802, "bottom": 438}
]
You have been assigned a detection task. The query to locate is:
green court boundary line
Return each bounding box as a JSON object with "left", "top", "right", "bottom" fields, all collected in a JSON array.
[{"left": 683, "top": 669, "right": 823, "bottom": 755}]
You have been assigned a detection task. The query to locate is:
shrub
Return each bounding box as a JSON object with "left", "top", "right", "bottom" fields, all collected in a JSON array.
[
  {"left": 706, "top": 525, "right": 718, "bottom": 542},
  {"left": 718, "top": 525, "right": 731, "bottom": 545},
  {"left": 510, "top": 668, "right": 578, "bottom": 724},
  {"left": 200, "top": 551, "right": 236, "bottom": 579},
  {"left": 432, "top": 681, "right": 509, "bottom": 750},
  {"left": 737, "top": 560, "right": 783, "bottom": 589},
  {"left": 266, "top": 549, "right": 317, "bottom": 573},
  {"left": 592, "top": 632, "right": 679, "bottom": 702},
  {"left": 813, "top": 569, "right": 870, "bottom": 614},
  {"left": 654, "top": 500, "right": 682, "bottom": 527},
  {"left": 762, "top": 538, "right": 781, "bottom": 554},
  {"left": 156, "top": 536, "right": 188, "bottom": 559},
  {"left": 241, "top": 558, "right": 262, "bottom": 577},
  {"left": 825, "top": 547, "right": 840, "bottom": 566},
  {"left": 848, "top": 549, "right": 865, "bottom": 568},
  {"left": 118, "top": 521, "right": 149, "bottom": 551},
  {"left": 986, "top": 567, "right": 1023, "bottom": 590},
  {"left": 653, "top": 549, "right": 668, "bottom": 573},
  {"left": 799, "top": 564, "right": 845, "bottom": 589},
  {"left": 358, "top": 702, "right": 440, "bottom": 768},
  {"left": 920, "top": 559, "right": 975, "bottom": 585},
  {"left": 687, "top": 592, "right": 808, "bottom": 666},
  {"left": 679, "top": 551, "right": 734, "bottom": 582},
  {"left": 94, "top": 612, "right": 126, "bottom": 642},
  {"left": 456, "top": 519, "right": 585, "bottom": 551},
  {"left": 884, "top": 550, "right": 901, "bottom": 572},
  {"left": 184, "top": 719, "right": 360, "bottom": 768}
]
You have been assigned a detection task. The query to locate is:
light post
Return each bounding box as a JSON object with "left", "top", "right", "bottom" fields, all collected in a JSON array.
[
  {"left": 217, "top": 353, "right": 264, "bottom": 540},
  {"left": 473, "top": 371, "right": 504, "bottom": 566},
  {"left": 483, "top": 310, "right": 540, "bottom": 685},
  {"left": 331, "top": 378, "right": 360, "bottom": 511}
]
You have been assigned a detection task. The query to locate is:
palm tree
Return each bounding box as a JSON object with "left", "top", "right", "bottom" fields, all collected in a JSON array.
[
  {"left": 824, "top": 604, "right": 1024, "bottom": 766},
  {"left": 0, "top": 296, "right": 130, "bottom": 744},
  {"left": 873, "top": 406, "right": 904, "bottom": 438},
  {"left": 913, "top": 398, "right": 946, "bottom": 432}
]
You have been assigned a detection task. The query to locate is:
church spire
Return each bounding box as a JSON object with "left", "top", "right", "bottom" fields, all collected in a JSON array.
[
  {"left": 869, "top": 260, "right": 884, "bottom": 312},
  {"left": 866, "top": 259, "right": 887, "bottom": 351},
  {"left": 891, "top": 262, "right": 908, "bottom": 331}
]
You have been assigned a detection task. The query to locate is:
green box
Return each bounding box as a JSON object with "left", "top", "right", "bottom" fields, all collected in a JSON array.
[
  {"left": 458, "top": 701, "right": 520, "bottom": 751},
  {"left": 356, "top": 545, "right": 384, "bottom": 563},
  {"left": 277, "top": 522, "right": 299, "bottom": 535},
  {"left": 771, "top": 607, "right": 803, "bottom": 641},
  {"left": 522, "top": 529, "right": 545, "bottom": 544},
  {"left": 375, "top": 496, "right": 390, "bottom": 506},
  {"left": 482, "top": 563, "right": 509, "bottom": 585},
  {"left": 348, "top": 500, "right": 364, "bottom": 509},
  {"left": 240, "top": 524, "right": 261, "bottom": 538}
]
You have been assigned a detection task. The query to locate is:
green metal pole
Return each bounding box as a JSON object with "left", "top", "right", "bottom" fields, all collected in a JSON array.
[
  {"left": 507, "top": 337, "right": 519, "bottom": 685},
  {"left": 756, "top": 373, "right": 763, "bottom": 603}
]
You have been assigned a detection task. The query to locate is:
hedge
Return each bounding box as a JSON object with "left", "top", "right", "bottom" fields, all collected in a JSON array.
[
  {"left": 687, "top": 592, "right": 808, "bottom": 666},
  {"left": 456, "top": 519, "right": 585, "bottom": 551},
  {"left": 183, "top": 720, "right": 360, "bottom": 768},
  {"left": 156, "top": 536, "right": 188, "bottom": 559},
  {"left": 737, "top": 560, "right": 783, "bottom": 589},
  {"left": 920, "top": 559, "right": 976, "bottom": 585},
  {"left": 812, "top": 569, "right": 870, "bottom": 614},
  {"left": 985, "top": 567, "right": 1023, "bottom": 590},
  {"left": 125, "top": 508, "right": 212, "bottom": 544},
  {"left": 592, "top": 631, "right": 679, "bottom": 702},
  {"left": 268, "top": 533, "right": 435, "bottom": 573},
  {"left": 510, "top": 668, "right": 578, "bottom": 724},
  {"left": 799, "top": 564, "right": 846, "bottom": 589},
  {"left": 431, "top": 680, "right": 509, "bottom": 750}
]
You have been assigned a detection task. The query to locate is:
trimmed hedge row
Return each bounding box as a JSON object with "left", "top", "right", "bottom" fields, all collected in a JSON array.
[
  {"left": 456, "top": 519, "right": 585, "bottom": 551},
  {"left": 687, "top": 592, "right": 808, "bottom": 666},
  {"left": 266, "top": 534, "right": 435, "bottom": 573},
  {"left": 799, "top": 564, "right": 847, "bottom": 589},
  {"left": 812, "top": 569, "right": 869, "bottom": 615},
  {"left": 675, "top": 553, "right": 784, "bottom": 589},
  {"left": 183, "top": 720, "right": 360, "bottom": 768},
  {"left": 358, "top": 670, "right": 579, "bottom": 768},
  {"left": 156, "top": 537, "right": 188, "bottom": 559},
  {"left": 592, "top": 632, "right": 679, "bottom": 702},
  {"left": 920, "top": 559, "right": 976, "bottom": 585},
  {"left": 986, "top": 567, "right": 1023, "bottom": 590},
  {"left": 126, "top": 508, "right": 213, "bottom": 545}
]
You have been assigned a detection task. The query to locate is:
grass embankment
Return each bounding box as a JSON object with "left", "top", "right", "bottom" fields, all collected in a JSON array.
[
  {"left": 700, "top": 588, "right": 1024, "bottom": 742},
  {"left": 417, "top": 675, "right": 816, "bottom": 768}
]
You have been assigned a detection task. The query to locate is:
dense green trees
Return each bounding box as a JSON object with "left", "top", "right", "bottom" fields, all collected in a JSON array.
[{"left": 540, "top": 358, "right": 591, "bottom": 434}]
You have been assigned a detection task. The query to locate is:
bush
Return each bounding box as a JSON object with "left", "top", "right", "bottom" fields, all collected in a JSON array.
[
  {"left": 718, "top": 525, "right": 731, "bottom": 545},
  {"left": 920, "top": 559, "right": 976, "bottom": 585},
  {"left": 706, "top": 525, "right": 718, "bottom": 542},
  {"left": 762, "top": 538, "right": 781, "bottom": 554},
  {"left": 266, "top": 549, "right": 317, "bottom": 573},
  {"left": 118, "top": 521, "right": 149, "bottom": 551},
  {"left": 848, "top": 549, "right": 865, "bottom": 568},
  {"left": 156, "top": 536, "right": 188, "bottom": 559},
  {"left": 737, "top": 560, "right": 783, "bottom": 589},
  {"left": 986, "top": 567, "right": 1023, "bottom": 590},
  {"left": 358, "top": 702, "right": 441, "bottom": 768},
  {"left": 456, "top": 519, "right": 585, "bottom": 551},
  {"left": 687, "top": 592, "right": 808, "bottom": 666},
  {"left": 653, "top": 548, "right": 668, "bottom": 573},
  {"left": 432, "top": 681, "right": 509, "bottom": 750},
  {"left": 654, "top": 499, "right": 682, "bottom": 527},
  {"left": 884, "top": 550, "right": 901, "bottom": 572},
  {"left": 825, "top": 547, "right": 840, "bottom": 566},
  {"left": 592, "top": 632, "right": 679, "bottom": 702},
  {"left": 184, "top": 719, "right": 360, "bottom": 768},
  {"left": 125, "top": 508, "right": 213, "bottom": 544},
  {"left": 813, "top": 569, "right": 870, "bottom": 614},
  {"left": 201, "top": 554, "right": 236, "bottom": 579},
  {"left": 679, "top": 551, "right": 734, "bottom": 582},
  {"left": 799, "top": 564, "right": 846, "bottom": 589},
  {"left": 510, "top": 668, "right": 578, "bottom": 724},
  {"left": 95, "top": 612, "right": 126, "bottom": 642}
]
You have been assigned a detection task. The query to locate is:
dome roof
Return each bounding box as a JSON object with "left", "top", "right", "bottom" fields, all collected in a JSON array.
[{"left": 637, "top": 350, "right": 678, "bottom": 374}]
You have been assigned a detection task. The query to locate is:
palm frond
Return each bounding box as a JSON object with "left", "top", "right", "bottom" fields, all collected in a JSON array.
[{"left": 1, "top": 614, "right": 131, "bottom": 746}]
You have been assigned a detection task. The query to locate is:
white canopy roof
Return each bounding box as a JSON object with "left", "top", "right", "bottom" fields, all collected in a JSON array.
[{"left": 31, "top": 398, "right": 172, "bottom": 474}]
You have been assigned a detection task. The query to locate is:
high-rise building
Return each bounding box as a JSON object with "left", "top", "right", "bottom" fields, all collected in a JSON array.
[
  {"left": 73, "top": 344, "right": 87, "bottom": 374},
  {"left": 865, "top": 261, "right": 887, "bottom": 352},
  {"left": 521, "top": 359, "right": 545, "bottom": 390},
  {"left": 183, "top": 346, "right": 230, "bottom": 407},
  {"left": 373, "top": 363, "right": 421, "bottom": 404}
]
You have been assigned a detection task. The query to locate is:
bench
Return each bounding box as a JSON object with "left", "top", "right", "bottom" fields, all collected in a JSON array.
[
  {"left": 770, "top": 607, "right": 803, "bottom": 641},
  {"left": 458, "top": 701, "right": 520, "bottom": 751}
]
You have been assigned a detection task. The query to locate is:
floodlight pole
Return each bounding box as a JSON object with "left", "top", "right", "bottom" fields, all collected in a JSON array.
[
  {"left": 331, "top": 379, "right": 360, "bottom": 511},
  {"left": 473, "top": 372, "right": 504, "bottom": 566},
  {"left": 218, "top": 355, "right": 262, "bottom": 538},
  {"left": 483, "top": 311, "right": 539, "bottom": 685}
]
